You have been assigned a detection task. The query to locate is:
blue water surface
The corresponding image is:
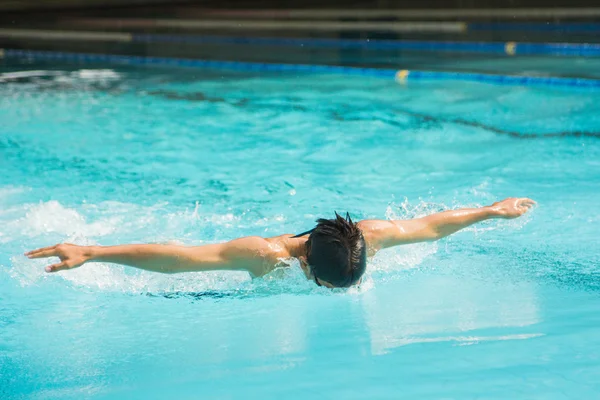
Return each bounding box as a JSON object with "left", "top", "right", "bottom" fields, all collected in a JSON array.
[{"left": 1, "top": 60, "right": 600, "bottom": 399}]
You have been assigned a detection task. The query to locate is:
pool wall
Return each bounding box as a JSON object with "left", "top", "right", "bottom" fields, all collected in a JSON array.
[{"left": 2, "top": 4, "right": 600, "bottom": 88}]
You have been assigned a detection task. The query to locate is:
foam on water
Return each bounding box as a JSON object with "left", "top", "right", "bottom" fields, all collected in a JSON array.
[
  {"left": 75, "top": 69, "right": 121, "bottom": 80},
  {"left": 0, "top": 68, "right": 120, "bottom": 81}
]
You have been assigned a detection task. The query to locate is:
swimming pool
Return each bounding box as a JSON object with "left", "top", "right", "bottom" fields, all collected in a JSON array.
[{"left": 1, "top": 59, "right": 600, "bottom": 399}]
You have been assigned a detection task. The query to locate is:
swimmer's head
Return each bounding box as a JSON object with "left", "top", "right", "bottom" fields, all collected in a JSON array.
[{"left": 298, "top": 212, "right": 367, "bottom": 288}]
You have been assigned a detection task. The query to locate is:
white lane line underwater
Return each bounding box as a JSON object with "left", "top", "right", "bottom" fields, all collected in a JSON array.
[{"left": 2, "top": 49, "right": 600, "bottom": 89}]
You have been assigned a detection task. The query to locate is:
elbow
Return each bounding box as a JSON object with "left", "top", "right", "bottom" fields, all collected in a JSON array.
[
  {"left": 434, "top": 231, "right": 451, "bottom": 241},
  {"left": 423, "top": 227, "right": 446, "bottom": 242},
  {"left": 425, "top": 229, "right": 445, "bottom": 242}
]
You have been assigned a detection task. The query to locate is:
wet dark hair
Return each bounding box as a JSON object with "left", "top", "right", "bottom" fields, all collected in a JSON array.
[{"left": 302, "top": 212, "right": 367, "bottom": 288}]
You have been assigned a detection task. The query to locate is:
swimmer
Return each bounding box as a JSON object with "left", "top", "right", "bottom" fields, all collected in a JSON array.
[{"left": 25, "top": 198, "right": 535, "bottom": 289}]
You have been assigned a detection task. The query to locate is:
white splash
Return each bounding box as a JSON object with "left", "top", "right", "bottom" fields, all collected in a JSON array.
[
  {"left": 0, "top": 70, "right": 62, "bottom": 81},
  {"left": 75, "top": 69, "right": 121, "bottom": 80},
  {"left": 17, "top": 200, "right": 117, "bottom": 238}
]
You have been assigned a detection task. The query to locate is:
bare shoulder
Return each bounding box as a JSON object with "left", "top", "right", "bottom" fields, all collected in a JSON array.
[
  {"left": 224, "top": 235, "right": 295, "bottom": 277},
  {"left": 264, "top": 234, "right": 297, "bottom": 257},
  {"left": 357, "top": 219, "right": 397, "bottom": 239},
  {"left": 357, "top": 220, "right": 398, "bottom": 255},
  {"left": 224, "top": 236, "right": 282, "bottom": 259}
]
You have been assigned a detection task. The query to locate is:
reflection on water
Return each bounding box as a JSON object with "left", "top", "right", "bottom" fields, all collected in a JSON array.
[{"left": 361, "top": 273, "right": 541, "bottom": 355}]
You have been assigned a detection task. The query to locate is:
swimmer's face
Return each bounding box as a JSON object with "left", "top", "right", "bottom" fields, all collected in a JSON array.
[
  {"left": 299, "top": 256, "right": 333, "bottom": 288},
  {"left": 298, "top": 256, "right": 360, "bottom": 288}
]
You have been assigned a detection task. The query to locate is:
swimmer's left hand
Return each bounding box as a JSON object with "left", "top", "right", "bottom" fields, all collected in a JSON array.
[
  {"left": 25, "top": 243, "right": 91, "bottom": 272},
  {"left": 490, "top": 197, "right": 536, "bottom": 219}
]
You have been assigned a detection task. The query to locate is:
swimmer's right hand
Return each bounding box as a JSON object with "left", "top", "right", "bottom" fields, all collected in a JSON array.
[
  {"left": 490, "top": 197, "right": 536, "bottom": 219},
  {"left": 25, "top": 243, "right": 92, "bottom": 273}
]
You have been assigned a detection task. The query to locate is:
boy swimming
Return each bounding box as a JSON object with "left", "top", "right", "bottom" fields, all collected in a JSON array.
[{"left": 26, "top": 197, "right": 535, "bottom": 288}]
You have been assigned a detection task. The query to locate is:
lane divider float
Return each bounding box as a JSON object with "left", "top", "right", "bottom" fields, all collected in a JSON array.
[{"left": 3, "top": 49, "right": 600, "bottom": 89}]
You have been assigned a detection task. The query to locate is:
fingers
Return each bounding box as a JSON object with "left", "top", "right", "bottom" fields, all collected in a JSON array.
[
  {"left": 515, "top": 198, "right": 536, "bottom": 216},
  {"left": 24, "top": 244, "right": 75, "bottom": 273},
  {"left": 24, "top": 244, "right": 56, "bottom": 256},
  {"left": 25, "top": 245, "right": 59, "bottom": 259},
  {"left": 519, "top": 198, "right": 536, "bottom": 212},
  {"left": 520, "top": 198, "right": 536, "bottom": 207},
  {"left": 45, "top": 261, "right": 69, "bottom": 273}
]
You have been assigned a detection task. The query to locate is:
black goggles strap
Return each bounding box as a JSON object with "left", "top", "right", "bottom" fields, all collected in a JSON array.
[{"left": 291, "top": 228, "right": 315, "bottom": 238}]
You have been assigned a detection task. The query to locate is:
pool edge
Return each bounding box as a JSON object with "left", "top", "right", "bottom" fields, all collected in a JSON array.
[{"left": 3, "top": 48, "right": 600, "bottom": 89}]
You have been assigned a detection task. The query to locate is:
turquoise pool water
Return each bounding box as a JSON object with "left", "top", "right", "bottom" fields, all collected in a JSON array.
[{"left": 1, "top": 60, "right": 600, "bottom": 399}]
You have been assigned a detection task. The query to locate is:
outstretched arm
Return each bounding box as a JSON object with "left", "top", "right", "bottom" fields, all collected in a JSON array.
[
  {"left": 25, "top": 236, "right": 278, "bottom": 277},
  {"left": 358, "top": 197, "right": 535, "bottom": 253}
]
